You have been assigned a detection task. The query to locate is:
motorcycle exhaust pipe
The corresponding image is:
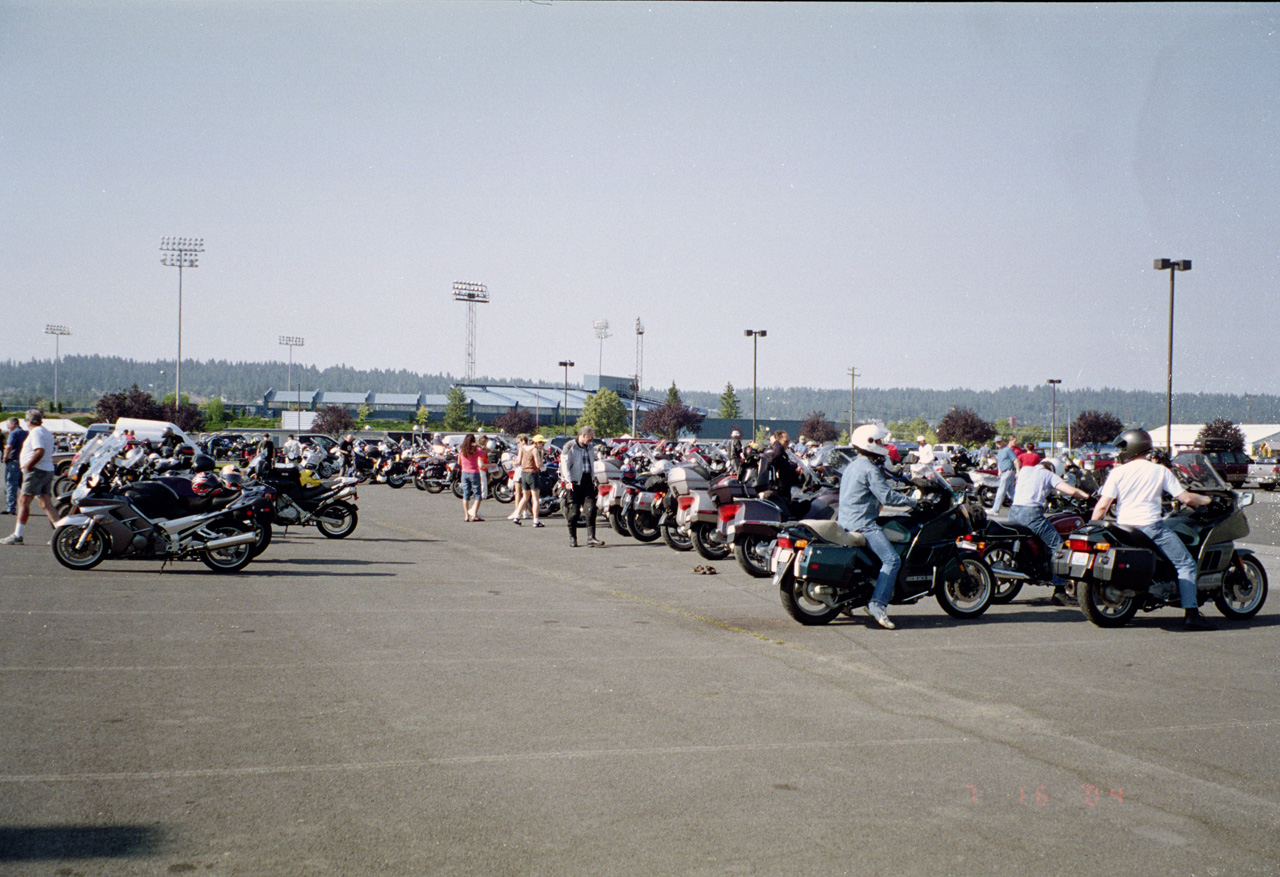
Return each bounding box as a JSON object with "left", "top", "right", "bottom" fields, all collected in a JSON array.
[
  {"left": 990, "top": 567, "right": 1031, "bottom": 580},
  {"left": 204, "top": 532, "right": 258, "bottom": 551}
]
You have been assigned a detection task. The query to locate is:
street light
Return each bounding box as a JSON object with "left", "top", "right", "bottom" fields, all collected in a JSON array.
[
  {"left": 1154, "top": 258, "right": 1192, "bottom": 452},
  {"left": 279, "top": 335, "right": 305, "bottom": 416},
  {"left": 744, "top": 330, "right": 767, "bottom": 440},
  {"left": 160, "top": 237, "right": 203, "bottom": 408},
  {"left": 45, "top": 324, "right": 71, "bottom": 412},
  {"left": 593, "top": 320, "right": 610, "bottom": 377},
  {"left": 1046, "top": 379, "right": 1062, "bottom": 458},
  {"left": 558, "top": 360, "right": 575, "bottom": 435},
  {"left": 632, "top": 318, "right": 644, "bottom": 437}
]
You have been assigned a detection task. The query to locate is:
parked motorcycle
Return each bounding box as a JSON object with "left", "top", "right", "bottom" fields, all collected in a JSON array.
[
  {"left": 958, "top": 493, "right": 1091, "bottom": 603},
  {"left": 52, "top": 436, "right": 262, "bottom": 573},
  {"left": 253, "top": 466, "right": 361, "bottom": 539},
  {"left": 720, "top": 478, "right": 840, "bottom": 578},
  {"left": 1053, "top": 452, "right": 1268, "bottom": 627},
  {"left": 770, "top": 477, "right": 994, "bottom": 625}
]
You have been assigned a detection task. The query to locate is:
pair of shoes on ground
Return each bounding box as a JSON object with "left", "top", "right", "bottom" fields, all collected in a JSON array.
[
  {"left": 570, "top": 536, "right": 603, "bottom": 548},
  {"left": 863, "top": 603, "right": 896, "bottom": 630},
  {"left": 692, "top": 564, "right": 718, "bottom": 575}
]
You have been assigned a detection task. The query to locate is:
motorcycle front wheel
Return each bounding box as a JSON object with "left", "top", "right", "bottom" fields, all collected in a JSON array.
[
  {"left": 1214, "top": 555, "right": 1268, "bottom": 619},
  {"left": 607, "top": 507, "right": 631, "bottom": 538},
  {"left": 316, "top": 501, "right": 359, "bottom": 539},
  {"left": 778, "top": 569, "right": 841, "bottom": 625},
  {"left": 734, "top": 535, "right": 774, "bottom": 578},
  {"left": 1077, "top": 579, "right": 1138, "bottom": 628},
  {"left": 52, "top": 523, "right": 108, "bottom": 571},
  {"left": 936, "top": 557, "right": 994, "bottom": 619},
  {"left": 451, "top": 477, "right": 464, "bottom": 499},
  {"left": 387, "top": 472, "right": 408, "bottom": 489},
  {"left": 625, "top": 509, "right": 660, "bottom": 542},
  {"left": 660, "top": 516, "right": 693, "bottom": 552}
]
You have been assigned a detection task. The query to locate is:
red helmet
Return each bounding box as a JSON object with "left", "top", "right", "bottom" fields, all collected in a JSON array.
[{"left": 191, "top": 472, "right": 227, "bottom": 497}]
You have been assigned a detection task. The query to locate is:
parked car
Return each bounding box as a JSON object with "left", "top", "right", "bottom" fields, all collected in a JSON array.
[{"left": 1193, "top": 440, "right": 1249, "bottom": 487}]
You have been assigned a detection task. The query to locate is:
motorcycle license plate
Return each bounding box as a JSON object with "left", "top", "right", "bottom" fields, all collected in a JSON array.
[{"left": 771, "top": 548, "right": 795, "bottom": 583}]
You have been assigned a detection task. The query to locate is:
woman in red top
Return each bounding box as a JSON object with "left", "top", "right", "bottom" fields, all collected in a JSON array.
[{"left": 458, "top": 434, "right": 487, "bottom": 522}]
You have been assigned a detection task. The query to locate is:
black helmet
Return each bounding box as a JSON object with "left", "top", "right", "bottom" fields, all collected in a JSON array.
[
  {"left": 1114, "top": 428, "right": 1152, "bottom": 464},
  {"left": 191, "top": 452, "right": 216, "bottom": 473}
]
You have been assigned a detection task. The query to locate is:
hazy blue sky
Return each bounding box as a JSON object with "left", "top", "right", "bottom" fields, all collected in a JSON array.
[{"left": 3, "top": 2, "right": 1277, "bottom": 397}]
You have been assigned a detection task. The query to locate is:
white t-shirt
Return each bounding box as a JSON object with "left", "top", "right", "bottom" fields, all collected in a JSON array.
[
  {"left": 20, "top": 424, "right": 55, "bottom": 472},
  {"left": 1099, "top": 458, "right": 1184, "bottom": 527},
  {"left": 1011, "top": 465, "right": 1064, "bottom": 508}
]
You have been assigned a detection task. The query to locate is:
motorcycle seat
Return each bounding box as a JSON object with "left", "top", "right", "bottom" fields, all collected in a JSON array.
[
  {"left": 802, "top": 519, "right": 867, "bottom": 548},
  {"left": 985, "top": 520, "right": 1037, "bottom": 540}
]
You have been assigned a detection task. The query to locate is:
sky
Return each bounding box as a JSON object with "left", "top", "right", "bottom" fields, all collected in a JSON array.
[{"left": 2, "top": 2, "right": 1278, "bottom": 398}]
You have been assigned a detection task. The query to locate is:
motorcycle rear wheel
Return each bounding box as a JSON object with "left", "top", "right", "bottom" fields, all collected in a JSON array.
[
  {"left": 608, "top": 507, "right": 631, "bottom": 538},
  {"left": 1077, "top": 579, "right": 1138, "bottom": 628},
  {"left": 387, "top": 473, "right": 408, "bottom": 489},
  {"left": 692, "top": 523, "right": 731, "bottom": 561},
  {"left": 492, "top": 479, "right": 514, "bottom": 504},
  {"left": 936, "top": 557, "right": 994, "bottom": 619},
  {"left": 200, "top": 523, "right": 255, "bottom": 573},
  {"left": 423, "top": 479, "right": 446, "bottom": 494},
  {"left": 734, "top": 535, "right": 773, "bottom": 578},
  {"left": 1214, "top": 555, "right": 1268, "bottom": 619},
  {"left": 983, "top": 548, "right": 1024, "bottom": 604},
  {"left": 626, "top": 509, "right": 660, "bottom": 542},
  {"left": 778, "top": 569, "right": 841, "bottom": 625},
  {"left": 316, "top": 501, "right": 359, "bottom": 539},
  {"left": 52, "top": 524, "right": 108, "bottom": 571},
  {"left": 251, "top": 521, "right": 273, "bottom": 558},
  {"left": 451, "top": 478, "right": 464, "bottom": 499},
  {"left": 661, "top": 517, "right": 693, "bottom": 552}
]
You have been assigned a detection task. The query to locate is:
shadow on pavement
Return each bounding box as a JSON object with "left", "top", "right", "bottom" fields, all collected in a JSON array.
[{"left": 0, "top": 824, "right": 164, "bottom": 861}]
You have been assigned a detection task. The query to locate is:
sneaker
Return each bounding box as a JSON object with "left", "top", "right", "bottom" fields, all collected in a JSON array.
[
  {"left": 533, "top": 521, "right": 544, "bottom": 528},
  {"left": 0, "top": 534, "right": 23, "bottom": 545},
  {"left": 587, "top": 538, "right": 605, "bottom": 548},
  {"left": 864, "top": 603, "right": 896, "bottom": 630},
  {"left": 1183, "top": 609, "right": 1216, "bottom": 631},
  {"left": 512, "top": 518, "right": 522, "bottom": 526}
]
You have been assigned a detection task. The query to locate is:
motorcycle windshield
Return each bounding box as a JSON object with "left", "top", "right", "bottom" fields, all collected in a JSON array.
[
  {"left": 72, "top": 435, "right": 129, "bottom": 502},
  {"left": 1169, "top": 452, "right": 1230, "bottom": 491}
]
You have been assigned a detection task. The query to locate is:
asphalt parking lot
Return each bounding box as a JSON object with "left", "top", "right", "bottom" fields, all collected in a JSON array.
[{"left": 2, "top": 487, "right": 1279, "bottom": 875}]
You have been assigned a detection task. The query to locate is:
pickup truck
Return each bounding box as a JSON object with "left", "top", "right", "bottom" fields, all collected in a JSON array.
[{"left": 1246, "top": 457, "right": 1279, "bottom": 491}]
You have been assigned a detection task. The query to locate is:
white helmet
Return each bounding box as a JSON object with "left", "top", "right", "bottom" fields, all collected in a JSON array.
[{"left": 852, "top": 424, "right": 890, "bottom": 457}]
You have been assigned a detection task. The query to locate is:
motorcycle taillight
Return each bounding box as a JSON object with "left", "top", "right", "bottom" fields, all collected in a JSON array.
[
  {"left": 776, "top": 535, "right": 793, "bottom": 551},
  {"left": 1066, "top": 538, "right": 1094, "bottom": 552},
  {"left": 677, "top": 495, "right": 694, "bottom": 510},
  {"left": 718, "top": 503, "right": 739, "bottom": 523}
]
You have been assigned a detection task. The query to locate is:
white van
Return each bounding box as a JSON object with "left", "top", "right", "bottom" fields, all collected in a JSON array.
[{"left": 111, "top": 418, "right": 198, "bottom": 450}]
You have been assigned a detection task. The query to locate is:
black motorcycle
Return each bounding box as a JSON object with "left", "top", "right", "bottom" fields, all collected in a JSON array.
[
  {"left": 770, "top": 477, "right": 994, "bottom": 625},
  {"left": 253, "top": 467, "right": 360, "bottom": 539},
  {"left": 721, "top": 478, "right": 839, "bottom": 578},
  {"left": 1053, "top": 452, "right": 1268, "bottom": 628}
]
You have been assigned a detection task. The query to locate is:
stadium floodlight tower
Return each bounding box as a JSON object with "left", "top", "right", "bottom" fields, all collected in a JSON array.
[
  {"left": 160, "top": 237, "right": 203, "bottom": 408},
  {"left": 279, "top": 335, "right": 305, "bottom": 412},
  {"left": 45, "top": 324, "right": 71, "bottom": 412},
  {"left": 593, "top": 320, "right": 610, "bottom": 376},
  {"left": 452, "top": 281, "right": 489, "bottom": 382},
  {"left": 1154, "top": 258, "right": 1191, "bottom": 453}
]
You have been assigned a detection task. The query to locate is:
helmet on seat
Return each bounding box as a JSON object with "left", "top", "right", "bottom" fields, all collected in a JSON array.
[
  {"left": 221, "top": 464, "right": 243, "bottom": 487},
  {"left": 191, "top": 472, "right": 227, "bottom": 496},
  {"left": 299, "top": 469, "right": 322, "bottom": 488},
  {"left": 852, "top": 424, "right": 890, "bottom": 457},
  {"left": 1114, "top": 428, "right": 1153, "bottom": 464}
]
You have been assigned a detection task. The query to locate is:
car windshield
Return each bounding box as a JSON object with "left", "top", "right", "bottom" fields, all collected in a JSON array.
[{"left": 1169, "top": 452, "right": 1230, "bottom": 491}]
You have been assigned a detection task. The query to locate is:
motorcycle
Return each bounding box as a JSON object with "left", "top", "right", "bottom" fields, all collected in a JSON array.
[
  {"left": 52, "top": 436, "right": 262, "bottom": 573},
  {"left": 770, "top": 476, "right": 994, "bottom": 625},
  {"left": 252, "top": 466, "right": 361, "bottom": 539},
  {"left": 958, "top": 493, "right": 1091, "bottom": 603},
  {"left": 1053, "top": 452, "right": 1268, "bottom": 628},
  {"left": 413, "top": 453, "right": 451, "bottom": 493},
  {"left": 720, "top": 478, "right": 840, "bottom": 578}
]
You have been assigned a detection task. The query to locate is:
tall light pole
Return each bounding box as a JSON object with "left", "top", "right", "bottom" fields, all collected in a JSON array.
[
  {"left": 279, "top": 335, "right": 305, "bottom": 416},
  {"left": 744, "top": 330, "right": 767, "bottom": 440},
  {"left": 160, "top": 237, "right": 203, "bottom": 408},
  {"left": 1154, "top": 259, "right": 1192, "bottom": 452},
  {"left": 848, "top": 366, "right": 860, "bottom": 438},
  {"left": 1046, "top": 379, "right": 1062, "bottom": 458},
  {"left": 632, "top": 318, "right": 644, "bottom": 436},
  {"left": 452, "top": 281, "right": 489, "bottom": 382},
  {"left": 593, "top": 320, "right": 610, "bottom": 377},
  {"left": 45, "top": 324, "right": 71, "bottom": 413},
  {"left": 558, "top": 360, "right": 575, "bottom": 436}
]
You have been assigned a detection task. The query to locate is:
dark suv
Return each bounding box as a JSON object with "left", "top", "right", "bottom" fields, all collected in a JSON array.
[{"left": 1193, "top": 439, "right": 1249, "bottom": 487}]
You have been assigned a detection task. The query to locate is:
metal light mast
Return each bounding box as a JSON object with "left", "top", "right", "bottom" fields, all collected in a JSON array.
[
  {"left": 279, "top": 336, "right": 305, "bottom": 413},
  {"left": 45, "top": 324, "right": 71, "bottom": 412},
  {"left": 452, "top": 281, "right": 489, "bottom": 382},
  {"left": 593, "top": 319, "right": 610, "bottom": 376},
  {"left": 632, "top": 318, "right": 645, "bottom": 436},
  {"left": 160, "top": 237, "right": 203, "bottom": 407}
]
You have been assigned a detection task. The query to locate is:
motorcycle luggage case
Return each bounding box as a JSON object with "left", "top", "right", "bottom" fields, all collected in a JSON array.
[
  {"left": 668, "top": 466, "right": 710, "bottom": 496},
  {"left": 709, "top": 475, "right": 756, "bottom": 505},
  {"left": 593, "top": 459, "right": 622, "bottom": 486},
  {"left": 802, "top": 543, "right": 859, "bottom": 584},
  {"left": 1091, "top": 548, "right": 1155, "bottom": 588}
]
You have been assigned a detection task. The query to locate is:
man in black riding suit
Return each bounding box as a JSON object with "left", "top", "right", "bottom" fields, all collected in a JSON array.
[{"left": 758, "top": 430, "right": 801, "bottom": 503}]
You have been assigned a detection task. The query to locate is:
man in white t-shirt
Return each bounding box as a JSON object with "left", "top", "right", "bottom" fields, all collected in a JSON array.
[
  {"left": 1009, "top": 460, "right": 1092, "bottom": 604},
  {"left": 1, "top": 409, "right": 60, "bottom": 545},
  {"left": 1091, "top": 429, "right": 1213, "bottom": 630}
]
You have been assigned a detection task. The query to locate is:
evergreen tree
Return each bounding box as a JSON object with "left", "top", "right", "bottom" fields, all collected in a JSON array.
[
  {"left": 718, "top": 382, "right": 741, "bottom": 419},
  {"left": 577, "top": 389, "right": 628, "bottom": 437},
  {"left": 442, "top": 386, "right": 474, "bottom": 431},
  {"left": 665, "top": 382, "right": 682, "bottom": 408}
]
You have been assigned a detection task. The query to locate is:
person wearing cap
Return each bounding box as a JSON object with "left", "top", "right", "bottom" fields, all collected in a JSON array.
[
  {"left": 727, "top": 429, "right": 744, "bottom": 475},
  {"left": 990, "top": 436, "right": 1018, "bottom": 515}
]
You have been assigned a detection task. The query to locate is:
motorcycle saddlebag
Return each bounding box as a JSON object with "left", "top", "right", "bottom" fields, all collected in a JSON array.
[
  {"left": 668, "top": 466, "right": 710, "bottom": 496},
  {"left": 1092, "top": 548, "right": 1154, "bottom": 588},
  {"left": 709, "top": 475, "right": 756, "bottom": 505},
  {"left": 801, "top": 543, "right": 859, "bottom": 585}
]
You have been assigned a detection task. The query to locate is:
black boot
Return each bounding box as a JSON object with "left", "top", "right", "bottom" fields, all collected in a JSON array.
[
  {"left": 1183, "top": 608, "right": 1216, "bottom": 630},
  {"left": 569, "top": 530, "right": 578, "bottom": 548}
]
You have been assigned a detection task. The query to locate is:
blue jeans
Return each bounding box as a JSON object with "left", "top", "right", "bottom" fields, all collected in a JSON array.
[
  {"left": 461, "top": 472, "right": 483, "bottom": 501},
  {"left": 863, "top": 527, "right": 902, "bottom": 609},
  {"left": 990, "top": 469, "right": 1015, "bottom": 512},
  {"left": 1138, "top": 521, "right": 1199, "bottom": 609},
  {"left": 4, "top": 460, "right": 19, "bottom": 513},
  {"left": 1009, "top": 504, "right": 1066, "bottom": 586}
]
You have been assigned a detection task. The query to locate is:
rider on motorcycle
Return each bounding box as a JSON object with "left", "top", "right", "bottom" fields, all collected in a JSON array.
[
  {"left": 1090, "top": 428, "right": 1215, "bottom": 630},
  {"left": 838, "top": 424, "right": 919, "bottom": 630},
  {"left": 1010, "top": 460, "right": 1092, "bottom": 605}
]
